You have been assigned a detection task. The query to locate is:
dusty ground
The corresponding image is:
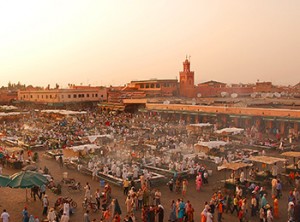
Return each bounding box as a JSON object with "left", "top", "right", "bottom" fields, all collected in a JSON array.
[{"left": 0, "top": 151, "right": 291, "bottom": 222}]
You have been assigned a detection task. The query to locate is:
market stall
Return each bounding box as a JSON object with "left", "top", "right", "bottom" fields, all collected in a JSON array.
[
  {"left": 2, "top": 147, "right": 25, "bottom": 169},
  {"left": 281, "top": 152, "right": 300, "bottom": 173},
  {"left": 215, "top": 127, "right": 244, "bottom": 135},
  {"left": 62, "top": 144, "right": 101, "bottom": 158},
  {"left": 186, "top": 123, "right": 213, "bottom": 135},
  {"left": 217, "top": 162, "right": 252, "bottom": 191},
  {"left": 194, "top": 141, "right": 227, "bottom": 155},
  {"left": 247, "top": 155, "right": 286, "bottom": 182}
]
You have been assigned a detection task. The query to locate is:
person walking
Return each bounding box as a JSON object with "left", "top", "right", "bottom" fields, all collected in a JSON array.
[
  {"left": 83, "top": 210, "right": 90, "bottom": 222},
  {"left": 42, "top": 195, "right": 49, "bottom": 216},
  {"left": 60, "top": 213, "right": 70, "bottom": 222},
  {"left": 182, "top": 179, "right": 188, "bottom": 197},
  {"left": 123, "top": 178, "right": 129, "bottom": 196},
  {"left": 157, "top": 205, "right": 164, "bottom": 222},
  {"left": 22, "top": 207, "right": 29, "bottom": 222},
  {"left": 217, "top": 201, "right": 223, "bottom": 222},
  {"left": 84, "top": 182, "right": 91, "bottom": 201},
  {"left": 1, "top": 209, "right": 10, "bottom": 222}
]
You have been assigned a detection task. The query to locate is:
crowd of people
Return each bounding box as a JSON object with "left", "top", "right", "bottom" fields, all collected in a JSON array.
[{"left": 0, "top": 108, "right": 300, "bottom": 222}]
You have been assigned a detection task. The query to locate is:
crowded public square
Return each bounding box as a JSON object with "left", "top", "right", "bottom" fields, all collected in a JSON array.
[{"left": 0, "top": 108, "right": 299, "bottom": 222}]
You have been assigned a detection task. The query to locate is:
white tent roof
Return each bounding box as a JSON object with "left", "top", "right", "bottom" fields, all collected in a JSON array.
[
  {"left": 41, "top": 110, "right": 87, "bottom": 115},
  {"left": 189, "top": 123, "right": 212, "bottom": 127},
  {"left": 87, "top": 134, "right": 113, "bottom": 143},
  {"left": 215, "top": 127, "right": 244, "bottom": 135},
  {"left": 194, "top": 141, "right": 227, "bottom": 149},
  {"left": 66, "top": 144, "right": 101, "bottom": 151}
]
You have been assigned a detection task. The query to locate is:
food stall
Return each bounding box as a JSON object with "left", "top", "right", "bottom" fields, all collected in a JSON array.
[
  {"left": 186, "top": 123, "right": 213, "bottom": 135},
  {"left": 194, "top": 141, "right": 227, "bottom": 154},
  {"left": 3, "top": 147, "right": 24, "bottom": 169},
  {"left": 281, "top": 152, "right": 300, "bottom": 173},
  {"left": 247, "top": 155, "right": 286, "bottom": 183},
  {"left": 217, "top": 162, "right": 252, "bottom": 191}
]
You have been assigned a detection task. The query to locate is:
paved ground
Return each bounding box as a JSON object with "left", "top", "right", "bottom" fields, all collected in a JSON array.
[{"left": 0, "top": 151, "right": 292, "bottom": 222}]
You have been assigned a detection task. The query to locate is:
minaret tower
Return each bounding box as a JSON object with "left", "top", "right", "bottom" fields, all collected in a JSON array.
[{"left": 179, "top": 56, "right": 195, "bottom": 97}]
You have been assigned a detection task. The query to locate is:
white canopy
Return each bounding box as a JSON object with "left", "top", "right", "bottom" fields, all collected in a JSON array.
[
  {"left": 215, "top": 127, "right": 244, "bottom": 135},
  {"left": 0, "top": 112, "right": 23, "bottom": 117},
  {"left": 194, "top": 141, "right": 227, "bottom": 149},
  {"left": 87, "top": 134, "right": 113, "bottom": 143},
  {"left": 66, "top": 144, "right": 101, "bottom": 151},
  {"left": 0, "top": 105, "right": 18, "bottom": 110},
  {"left": 189, "top": 123, "right": 212, "bottom": 127},
  {"left": 41, "top": 110, "right": 87, "bottom": 115}
]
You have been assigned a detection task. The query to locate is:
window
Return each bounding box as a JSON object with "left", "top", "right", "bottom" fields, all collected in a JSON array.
[
  {"left": 50, "top": 95, "right": 52, "bottom": 98},
  {"left": 61, "top": 95, "right": 64, "bottom": 99},
  {"left": 95, "top": 94, "right": 98, "bottom": 97},
  {"left": 41, "top": 95, "right": 43, "bottom": 99},
  {"left": 150, "top": 84, "right": 154, "bottom": 88},
  {"left": 30, "top": 95, "right": 33, "bottom": 98},
  {"left": 73, "top": 94, "right": 77, "bottom": 98},
  {"left": 140, "top": 84, "right": 144, "bottom": 88},
  {"left": 146, "top": 84, "right": 149, "bottom": 88},
  {"left": 101, "top": 95, "right": 103, "bottom": 98},
  {"left": 82, "top": 94, "right": 85, "bottom": 98},
  {"left": 92, "top": 94, "right": 94, "bottom": 97},
  {"left": 156, "top": 83, "right": 160, "bottom": 88},
  {"left": 46, "top": 95, "right": 48, "bottom": 99},
  {"left": 87, "top": 94, "right": 89, "bottom": 97},
  {"left": 68, "top": 95, "right": 71, "bottom": 98}
]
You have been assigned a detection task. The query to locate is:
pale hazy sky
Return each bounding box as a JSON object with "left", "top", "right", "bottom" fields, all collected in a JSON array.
[{"left": 0, "top": 1, "right": 299, "bottom": 87}]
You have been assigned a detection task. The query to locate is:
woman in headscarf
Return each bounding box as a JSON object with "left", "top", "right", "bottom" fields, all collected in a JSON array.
[
  {"left": 196, "top": 173, "right": 202, "bottom": 192},
  {"left": 47, "top": 208, "right": 57, "bottom": 222},
  {"left": 177, "top": 199, "right": 185, "bottom": 222},
  {"left": 169, "top": 200, "right": 177, "bottom": 222},
  {"left": 22, "top": 207, "right": 29, "bottom": 222},
  {"left": 157, "top": 205, "right": 164, "bottom": 222},
  {"left": 28, "top": 215, "right": 35, "bottom": 222}
]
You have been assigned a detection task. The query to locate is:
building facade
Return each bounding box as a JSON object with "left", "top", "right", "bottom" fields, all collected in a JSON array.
[{"left": 18, "top": 85, "right": 107, "bottom": 104}]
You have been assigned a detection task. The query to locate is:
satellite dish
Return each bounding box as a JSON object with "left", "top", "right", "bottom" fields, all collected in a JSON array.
[
  {"left": 221, "top": 92, "right": 228, "bottom": 98},
  {"left": 274, "top": 92, "right": 281, "bottom": 98},
  {"left": 191, "top": 101, "right": 196, "bottom": 105},
  {"left": 250, "top": 93, "right": 257, "bottom": 98},
  {"left": 261, "top": 93, "right": 267, "bottom": 98},
  {"left": 231, "top": 93, "right": 238, "bottom": 98},
  {"left": 197, "top": 93, "right": 202, "bottom": 98},
  {"left": 163, "top": 100, "right": 170, "bottom": 105}
]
